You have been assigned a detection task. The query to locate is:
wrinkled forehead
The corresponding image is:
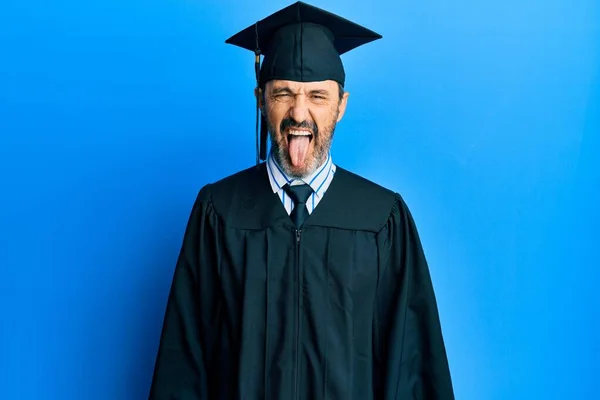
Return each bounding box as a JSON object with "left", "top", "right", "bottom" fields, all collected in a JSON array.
[{"left": 266, "top": 79, "right": 340, "bottom": 93}]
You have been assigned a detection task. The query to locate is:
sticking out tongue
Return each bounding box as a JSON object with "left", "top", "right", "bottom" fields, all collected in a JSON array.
[{"left": 288, "top": 135, "right": 310, "bottom": 167}]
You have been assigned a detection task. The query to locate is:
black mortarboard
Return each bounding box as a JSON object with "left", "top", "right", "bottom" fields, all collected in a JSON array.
[{"left": 225, "top": 1, "right": 382, "bottom": 164}]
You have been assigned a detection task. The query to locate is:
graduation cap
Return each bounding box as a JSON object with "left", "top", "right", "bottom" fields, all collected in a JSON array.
[{"left": 226, "top": 1, "right": 382, "bottom": 164}]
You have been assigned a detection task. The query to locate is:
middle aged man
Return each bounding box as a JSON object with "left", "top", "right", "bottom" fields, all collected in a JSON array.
[{"left": 149, "top": 2, "right": 455, "bottom": 399}]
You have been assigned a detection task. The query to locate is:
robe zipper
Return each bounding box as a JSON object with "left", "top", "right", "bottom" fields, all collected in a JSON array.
[{"left": 294, "top": 228, "right": 302, "bottom": 400}]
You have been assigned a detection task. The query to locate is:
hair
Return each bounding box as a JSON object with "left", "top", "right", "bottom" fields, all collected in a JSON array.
[{"left": 337, "top": 82, "right": 345, "bottom": 102}]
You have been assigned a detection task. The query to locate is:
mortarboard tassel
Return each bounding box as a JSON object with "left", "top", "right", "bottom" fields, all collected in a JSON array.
[
  {"left": 254, "top": 22, "right": 264, "bottom": 165},
  {"left": 254, "top": 53, "right": 260, "bottom": 165},
  {"left": 260, "top": 113, "right": 267, "bottom": 161}
]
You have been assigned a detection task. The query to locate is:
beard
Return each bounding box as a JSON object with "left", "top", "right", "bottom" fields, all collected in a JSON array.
[{"left": 266, "top": 111, "right": 338, "bottom": 179}]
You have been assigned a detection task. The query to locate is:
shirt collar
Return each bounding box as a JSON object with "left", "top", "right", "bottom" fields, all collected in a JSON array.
[{"left": 267, "top": 151, "right": 333, "bottom": 197}]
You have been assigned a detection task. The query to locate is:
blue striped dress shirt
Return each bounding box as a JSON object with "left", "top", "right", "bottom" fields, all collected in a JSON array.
[{"left": 266, "top": 151, "right": 336, "bottom": 215}]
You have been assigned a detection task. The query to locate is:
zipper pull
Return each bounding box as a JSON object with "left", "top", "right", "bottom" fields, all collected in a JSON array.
[{"left": 296, "top": 229, "right": 301, "bottom": 242}]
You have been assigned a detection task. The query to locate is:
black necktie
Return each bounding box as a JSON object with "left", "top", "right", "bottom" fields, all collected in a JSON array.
[{"left": 284, "top": 183, "right": 313, "bottom": 229}]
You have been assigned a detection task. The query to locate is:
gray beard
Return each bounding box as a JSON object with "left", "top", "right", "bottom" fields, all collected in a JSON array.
[{"left": 268, "top": 122, "right": 336, "bottom": 179}]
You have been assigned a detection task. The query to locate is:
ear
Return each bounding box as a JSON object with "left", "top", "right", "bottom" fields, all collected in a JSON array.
[{"left": 336, "top": 91, "right": 350, "bottom": 123}]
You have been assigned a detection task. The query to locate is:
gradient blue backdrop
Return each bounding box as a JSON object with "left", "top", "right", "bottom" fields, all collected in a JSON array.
[{"left": 1, "top": 0, "right": 598, "bottom": 399}]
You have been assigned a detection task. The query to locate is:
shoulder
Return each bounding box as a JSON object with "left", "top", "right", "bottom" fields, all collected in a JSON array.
[
  {"left": 192, "top": 163, "right": 277, "bottom": 228},
  {"left": 333, "top": 168, "right": 423, "bottom": 238},
  {"left": 318, "top": 166, "right": 402, "bottom": 232},
  {"left": 334, "top": 166, "right": 396, "bottom": 200},
  {"left": 197, "top": 163, "right": 266, "bottom": 200}
]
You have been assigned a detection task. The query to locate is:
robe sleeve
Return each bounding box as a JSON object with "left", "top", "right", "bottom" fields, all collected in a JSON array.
[
  {"left": 149, "top": 185, "right": 222, "bottom": 399},
  {"left": 374, "top": 193, "right": 455, "bottom": 399}
]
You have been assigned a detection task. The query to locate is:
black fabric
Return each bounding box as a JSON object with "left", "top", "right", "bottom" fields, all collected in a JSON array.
[
  {"left": 284, "top": 183, "right": 313, "bottom": 228},
  {"left": 225, "top": 1, "right": 382, "bottom": 87},
  {"left": 149, "top": 163, "right": 455, "bottom": 399}
]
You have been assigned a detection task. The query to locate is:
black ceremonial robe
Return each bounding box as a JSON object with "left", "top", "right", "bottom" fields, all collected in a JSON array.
[{"left": 149, "top": 163, "right": 454, "bottom": 400}]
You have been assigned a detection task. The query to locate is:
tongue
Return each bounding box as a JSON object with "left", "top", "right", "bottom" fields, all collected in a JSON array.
[{"left": 288, "top": 136, "right": 310, "bottom": 167}]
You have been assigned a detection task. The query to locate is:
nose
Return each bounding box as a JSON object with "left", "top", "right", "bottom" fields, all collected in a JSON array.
[{"left": 289, "top": 94, "right": 309, "bottom": 123}]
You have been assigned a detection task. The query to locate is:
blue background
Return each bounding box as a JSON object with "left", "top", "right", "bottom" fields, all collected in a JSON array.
[{"left": 1, "top": 0, "right": 598, "bottom": 399}]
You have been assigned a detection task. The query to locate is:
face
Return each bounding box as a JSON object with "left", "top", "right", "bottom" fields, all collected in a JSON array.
[{"left": 258, "top": 79, "right": 349, "bottom": 179}]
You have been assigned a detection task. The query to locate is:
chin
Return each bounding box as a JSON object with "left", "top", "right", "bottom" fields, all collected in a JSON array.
[
  {"left": 271, "top": 138, "right": 325, "bottom": 179},
  {"left": 288, "top": 165, "right": 312, "bottom": 178},
  {"left": 282, "top": 156, "right": 317, "bottom": 179}
]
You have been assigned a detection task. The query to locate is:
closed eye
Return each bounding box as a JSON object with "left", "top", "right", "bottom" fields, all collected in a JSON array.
[
  {"left": 271, "top": 88, "right": 293, "bottom": 96},
  {"left": 310, "top": 90, "right": 330, "bottom": 101}
]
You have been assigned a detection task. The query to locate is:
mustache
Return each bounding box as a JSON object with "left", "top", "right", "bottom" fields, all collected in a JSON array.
[{"left": 280, "top": 118, "right": 318, "bottom": 136}]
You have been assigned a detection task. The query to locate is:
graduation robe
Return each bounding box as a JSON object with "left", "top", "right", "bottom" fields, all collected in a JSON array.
[{"left": 149, "top": 163, "right": 454, "bottom": 399}]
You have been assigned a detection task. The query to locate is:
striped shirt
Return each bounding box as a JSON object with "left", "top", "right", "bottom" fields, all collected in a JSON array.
[{"left": 266, "top": 151, "right": 336, "bottom": 215}]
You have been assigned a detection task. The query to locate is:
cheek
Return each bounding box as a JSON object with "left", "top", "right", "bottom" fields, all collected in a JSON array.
[
  {"left": 314, "top": 108, "right": 337, "bottom": 132},
  {"left": 266, "top": 105, "right": 287, "bottom": 131}
]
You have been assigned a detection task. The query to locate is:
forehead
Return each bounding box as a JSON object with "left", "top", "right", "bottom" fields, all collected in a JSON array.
[{"left": 266, "top": 79, "right": 338, "bottom": 92}]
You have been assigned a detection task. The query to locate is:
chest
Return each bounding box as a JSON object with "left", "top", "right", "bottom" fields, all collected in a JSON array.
[{"left": 218, "top": 225, "right": 381, "bottom": 307}]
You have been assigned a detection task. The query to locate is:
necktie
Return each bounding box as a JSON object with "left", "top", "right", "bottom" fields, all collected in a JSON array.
[{"left": 284, "top": 183, "right": 313, "bottom": 229}]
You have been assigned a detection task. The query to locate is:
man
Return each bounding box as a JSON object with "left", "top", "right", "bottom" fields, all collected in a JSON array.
[{"left": 149, "top": 2, "right": 454, "bottom": 399}]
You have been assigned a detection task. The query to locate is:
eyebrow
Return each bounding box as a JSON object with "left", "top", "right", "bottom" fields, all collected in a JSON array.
[
  {"left": 270, "top": 87, "right": 331, "bottom": 96},
  {"left": 309, "top": 89, "right": 330, "bottom": 96},
  {"left": 271, "top": 87, "right": 294, "bottom": 95}
]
